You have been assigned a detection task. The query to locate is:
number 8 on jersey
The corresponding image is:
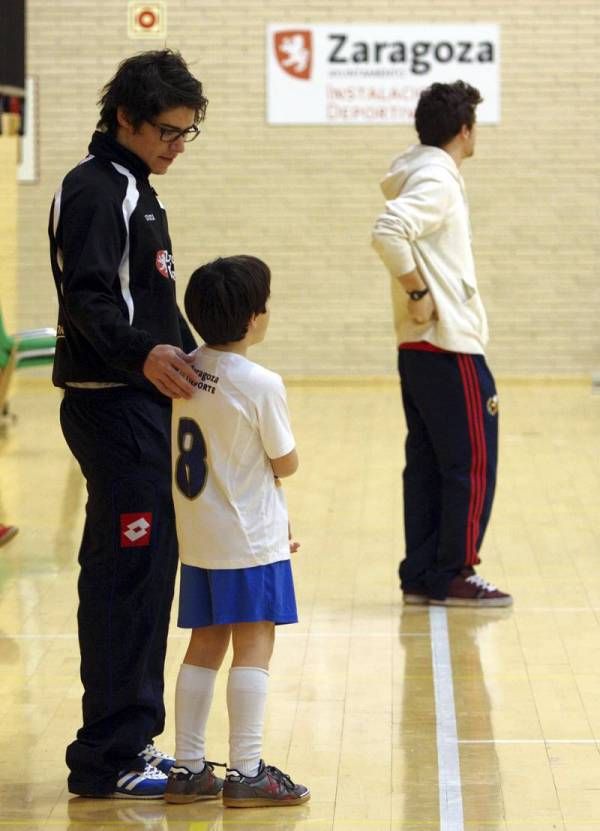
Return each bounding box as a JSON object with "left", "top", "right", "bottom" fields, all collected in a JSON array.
[{"left": 175, "top": 417, "right": 208, "bottom": 499}]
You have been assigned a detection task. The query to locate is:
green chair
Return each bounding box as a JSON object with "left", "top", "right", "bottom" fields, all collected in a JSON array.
[
  {"left": 0, "top": 310, "right": 56, "bottom": 368},
  {"left": 0, "top": 307, "right": 56, "bottom": 418}
]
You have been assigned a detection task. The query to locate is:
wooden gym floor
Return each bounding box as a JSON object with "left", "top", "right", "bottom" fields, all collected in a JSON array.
[{"left": 0, "top": 373, "right": 599, "bottom": 831}]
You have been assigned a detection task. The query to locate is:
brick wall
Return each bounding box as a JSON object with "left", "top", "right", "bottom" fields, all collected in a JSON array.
[{"left": 17, "top": 0, "right": 600, "bottom": 377}]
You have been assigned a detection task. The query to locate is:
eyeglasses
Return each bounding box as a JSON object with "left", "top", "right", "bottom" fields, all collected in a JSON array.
[{"left": 150, "top": 121, "right": 201, "bottom": 143}]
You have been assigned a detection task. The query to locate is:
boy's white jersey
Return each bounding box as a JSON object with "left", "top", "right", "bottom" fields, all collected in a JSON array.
[{"left": 172, "top": 346, "right": 295, "bottom": 570}]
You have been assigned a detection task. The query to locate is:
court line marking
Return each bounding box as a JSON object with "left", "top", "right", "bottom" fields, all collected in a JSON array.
[
  {"left": 0, "top": 823, "right": 582, "bottom": 828},
  {"left": 514, "top": 607, "right": 600, "bottom": 612},
  {"left": 1, "top": 632, "right": 430, "bottom": 640},
  {"left": 459, "top": 738, "right": 600, "bottom": 744},
  {"left": 429, "top": 605, "right": 464, "bottom": 831}
]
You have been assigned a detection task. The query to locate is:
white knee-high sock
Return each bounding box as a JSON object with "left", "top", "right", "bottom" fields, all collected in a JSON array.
[
  {"left": 227, "top": 666, "right": 269, "bottom": 777},
  {"left": 175, "top": 664, "right": 218, "bottom": 772}
]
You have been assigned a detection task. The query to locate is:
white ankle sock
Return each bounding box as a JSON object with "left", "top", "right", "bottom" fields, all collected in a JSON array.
[
  {"left": 227, "top": 666, "right": 269, "bottom": 777},
  {"left": 175, "top": 663, "right": 217, "bottom": 773}
]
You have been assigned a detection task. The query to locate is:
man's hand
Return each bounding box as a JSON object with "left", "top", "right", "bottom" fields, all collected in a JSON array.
[
  {"left": 407, "top": 292, "right": 435, "bottom": 324},
  {"left": 142, "top": 344, "right": 196, "bottom": 399},
  {"left": 397, "top": 268, "right": 436, "bottom": 325}
]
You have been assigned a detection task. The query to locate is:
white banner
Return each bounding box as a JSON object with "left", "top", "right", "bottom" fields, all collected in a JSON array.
[{"left": 267, "top": 24, "right": 500, "bottom": 125}]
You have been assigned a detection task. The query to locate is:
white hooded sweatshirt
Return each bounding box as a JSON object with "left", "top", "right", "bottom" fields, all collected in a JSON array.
[{"left": 372, "top": 144, "right": 488, "bottom": 354}]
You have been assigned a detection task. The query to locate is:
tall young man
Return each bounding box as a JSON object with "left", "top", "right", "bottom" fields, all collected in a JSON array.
[
  {"left": 372, "top": 81, "right": 512, "bottom": 607},
  {"left": 49, "top": 50, "right": 209, "bottom": 798}
]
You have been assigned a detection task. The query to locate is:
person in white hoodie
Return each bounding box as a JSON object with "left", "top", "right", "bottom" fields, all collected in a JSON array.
[{"left": 372, "top": 81, "right": 512, "bottom": 607}]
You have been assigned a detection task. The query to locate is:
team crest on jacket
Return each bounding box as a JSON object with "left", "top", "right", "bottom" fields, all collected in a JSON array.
[
  {"left": 156, "top": 249, "right": 175, "bottom": 280},
  {"left": 487, "top": 395, "right": 499, "bottom": 416}
]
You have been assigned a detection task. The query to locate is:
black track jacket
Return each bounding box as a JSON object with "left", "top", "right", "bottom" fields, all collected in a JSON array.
[{"left": 49, "top": 131, "right": 196, "bottom": 394}]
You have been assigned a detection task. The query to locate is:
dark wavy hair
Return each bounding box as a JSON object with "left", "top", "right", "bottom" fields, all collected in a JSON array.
[
  {"left": 185, "top": 256, "right": 271, "bottom": 346},
  {"left": 415, "top": 81, "right": 482, "bottom": 147},
  {"left": 97, "top": 49, "right": 208, "bottom": 134}
]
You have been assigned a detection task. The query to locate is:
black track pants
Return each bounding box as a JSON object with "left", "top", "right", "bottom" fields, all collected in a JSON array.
[{"left": 60, "top": 387, "right": 178, "bottom": 795}]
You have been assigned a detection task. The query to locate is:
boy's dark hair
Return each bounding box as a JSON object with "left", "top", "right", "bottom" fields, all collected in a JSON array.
[
  {"left": 185, "top": 256, "right": 271, "bottom": 346},
  {"left": 97, "top": 49, "right": 208, "bottom": 134},
  {"left": 415, "top": 81, "right": 482, "bottom": 147}
]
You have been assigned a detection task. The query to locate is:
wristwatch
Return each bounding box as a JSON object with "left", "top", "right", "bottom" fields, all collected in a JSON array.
[{"left": 407, "top": 287, "right": 430, "bottom": 301}]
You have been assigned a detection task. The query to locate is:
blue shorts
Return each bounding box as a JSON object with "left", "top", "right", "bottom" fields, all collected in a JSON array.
[{"left": 177, "top": 559, "right": 298, "bottom": 628}]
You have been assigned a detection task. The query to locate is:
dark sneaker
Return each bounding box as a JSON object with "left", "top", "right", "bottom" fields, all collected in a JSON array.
[
  {"left": 112, "top": 763, "right": 168, "bottom": 799},
  {"left": 164, "top": 762, "right": 225, "bottom": 804},
  {"left": 430, "top": 569, "right": 513, "bottom": 607},
  {"left": 222, "top": 760, "right": 310, "bottom": 808},
  {"left": 138, "top": 744, "right": 175, "bottom": 775}
]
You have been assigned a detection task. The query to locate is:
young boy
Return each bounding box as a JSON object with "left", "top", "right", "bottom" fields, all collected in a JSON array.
[{"left": 166, "top": 255, "right": 310, "bottom": 808}]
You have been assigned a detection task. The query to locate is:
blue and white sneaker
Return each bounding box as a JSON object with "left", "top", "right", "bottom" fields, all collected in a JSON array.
[
  {"left": 138, "top": 744, "right": 175, "bottom": 775},
  {"left": 113, "top": 763, "right": 168, "bottom": 799}
]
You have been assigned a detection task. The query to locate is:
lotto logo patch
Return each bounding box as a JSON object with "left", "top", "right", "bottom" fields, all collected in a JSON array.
[{"left": 120, "top": 513, "right": 153, "bottom": 548}]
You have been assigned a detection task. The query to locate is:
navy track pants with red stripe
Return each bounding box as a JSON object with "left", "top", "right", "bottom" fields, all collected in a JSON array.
[{"left": 397, "top": 349, "right": 498, "bottom": 600}]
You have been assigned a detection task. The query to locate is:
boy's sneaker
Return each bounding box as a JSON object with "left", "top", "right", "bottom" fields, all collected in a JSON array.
[
  {"left": 164, "top": 762, "right": 225, "bottom": 804},
  {"left": 222, "top": 760, "right": 310, "bottom": 808},
  {"left": 430, "top": 569, "right": 513, "bottom": 607},
  {"left": 112, "top": 763, "right": 168, "bottom": 799},
  {"left": 138, "top": 743, "right": 175, "bottom": 774}
]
